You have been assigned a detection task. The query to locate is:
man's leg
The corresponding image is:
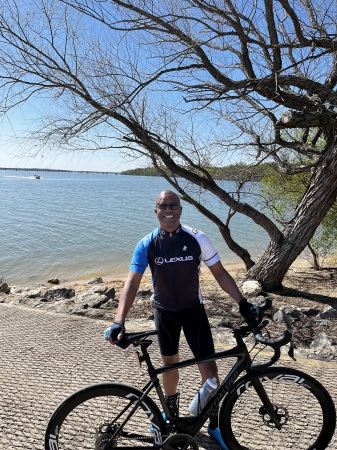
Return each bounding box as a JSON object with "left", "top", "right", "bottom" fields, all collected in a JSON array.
[
  {"left": 161, "top": 353, "right": 179, "bottom": 396},
  {"left": 198, "top": 359, "right": 218, "bottom": 385},
  {"left": 161, "top": 353, "right": 180, "bottom": 419},
  {"left": 197, "top": 360, "right": 219, "bottom": 426},
  {"left": 154, "top": 309, "right": 181, "bottom": 419}
]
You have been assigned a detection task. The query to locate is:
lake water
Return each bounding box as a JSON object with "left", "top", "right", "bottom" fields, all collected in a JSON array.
[{"left": 0, "top": 169, "right": 269, "bottom": 286}]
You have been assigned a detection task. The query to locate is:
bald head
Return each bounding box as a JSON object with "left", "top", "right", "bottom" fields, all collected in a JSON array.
[{"left": 156, "top": 190, "right": 180, "bottom": 205}]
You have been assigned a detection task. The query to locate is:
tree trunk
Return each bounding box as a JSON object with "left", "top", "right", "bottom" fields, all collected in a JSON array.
[
  {"left": 307, "top": 243, "right": 320, "bottom": 270},
  {"left": 247, "top": 139, "right": 337, "bottom": 290}
]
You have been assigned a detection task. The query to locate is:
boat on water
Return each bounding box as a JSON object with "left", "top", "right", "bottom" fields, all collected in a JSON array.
[{"left": 34, "top": 175, "right": 41, "bottom": 179}]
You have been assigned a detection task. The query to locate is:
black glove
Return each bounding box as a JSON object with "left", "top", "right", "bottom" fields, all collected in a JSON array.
[
  {"left": 239, "top": 298, "right": 258, "bottom": 321},
  {"left": 108, "top": 321, "right": 125, "bottom": 341}
]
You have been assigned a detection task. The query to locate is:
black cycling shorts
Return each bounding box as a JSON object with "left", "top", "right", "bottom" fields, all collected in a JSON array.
[{"left": 154, "top": 303, "right": 215, "bottom": 357}]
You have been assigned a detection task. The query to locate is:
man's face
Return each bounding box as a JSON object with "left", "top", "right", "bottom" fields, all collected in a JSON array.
[{"left": 155, "top": 192, "right": 182, "bottom": 231}]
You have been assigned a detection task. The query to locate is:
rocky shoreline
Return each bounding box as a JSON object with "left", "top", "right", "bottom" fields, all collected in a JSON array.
[{"left": 1, "top": 265, "right": 337, "bottom": 360}]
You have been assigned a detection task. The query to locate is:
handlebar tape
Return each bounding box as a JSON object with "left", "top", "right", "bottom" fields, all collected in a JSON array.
[{"left": 253, "top": 327, "right": 293, "bottom": 348}]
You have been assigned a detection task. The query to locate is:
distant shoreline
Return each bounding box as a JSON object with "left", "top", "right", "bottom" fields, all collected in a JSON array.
[
  {"left": 0, "top": 164, "right": 268, "bottom": 181},
  {"left": 0, "top": 167, "right": 121, "bottom": 175}
]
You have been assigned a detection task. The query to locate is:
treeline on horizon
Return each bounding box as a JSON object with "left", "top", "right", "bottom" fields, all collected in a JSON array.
[
  {"left": 1, "top": 163, "right": 271, "bottom": 180},
  {"left": 121, "top": 162, "right": 272, "bottom": 181}
]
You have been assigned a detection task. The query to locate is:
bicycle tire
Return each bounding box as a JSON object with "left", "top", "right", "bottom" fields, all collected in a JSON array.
[
  {"left": 219, "top": 366, "right": 336, "bottom": 450},
  {"left": 45, "top": 382, "right": 165, "bottom": 450}
]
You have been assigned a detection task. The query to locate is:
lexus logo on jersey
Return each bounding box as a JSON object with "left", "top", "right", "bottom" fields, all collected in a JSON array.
[
  {"left": 155, "top": 256, "right": 193, "bottom": 265},
  {"left": 155, "top": 257, "right": 165, "bottom": 265}
]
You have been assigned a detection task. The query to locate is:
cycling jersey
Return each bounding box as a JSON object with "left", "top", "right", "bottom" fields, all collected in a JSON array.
[{"left": 129, "top": 225, "right": 220, "bottom": 311}]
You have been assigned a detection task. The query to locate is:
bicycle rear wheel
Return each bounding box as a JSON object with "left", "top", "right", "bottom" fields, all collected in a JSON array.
[
  {"left": 219, "top": 367, "right": 336, "bottom": 450},
  {"left": 45, "top": 382, "right": 165, "bottom": 450}
]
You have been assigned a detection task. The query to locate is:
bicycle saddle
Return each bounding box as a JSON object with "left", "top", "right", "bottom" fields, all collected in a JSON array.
[{"left": 113, "top": 330, "right": 158, "bottom": 349}]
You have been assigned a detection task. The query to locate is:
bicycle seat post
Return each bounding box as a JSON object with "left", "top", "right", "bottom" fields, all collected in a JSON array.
[{"left": 138, "top": 341, "right": 158, "bottom": 380}]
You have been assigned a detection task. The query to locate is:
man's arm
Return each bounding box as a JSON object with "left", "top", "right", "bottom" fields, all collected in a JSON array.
[
  {"left": 208, "top": 261, "right": 244, "bottom": 304},
  {"left": 107, "top": 270, "right": 143, "bottom": 343}
]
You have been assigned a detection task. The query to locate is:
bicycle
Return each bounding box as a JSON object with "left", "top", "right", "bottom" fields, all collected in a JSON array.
[{"left": 45, "top": 299, "right": 336, "bottom": 450}]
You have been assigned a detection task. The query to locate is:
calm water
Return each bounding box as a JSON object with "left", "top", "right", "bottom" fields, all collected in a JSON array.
[{"left": 0, "top": 169, "right": 269, "bottom": 285}]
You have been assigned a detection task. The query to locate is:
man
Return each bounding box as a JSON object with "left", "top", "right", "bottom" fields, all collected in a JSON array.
[{"left": 108, "top": 190, "right": 254, "bottom": 450}]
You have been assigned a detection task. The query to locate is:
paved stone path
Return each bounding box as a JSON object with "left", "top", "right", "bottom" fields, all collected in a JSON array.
[{"left": 0, "top": 304, "right": 336, "bottom": 450}]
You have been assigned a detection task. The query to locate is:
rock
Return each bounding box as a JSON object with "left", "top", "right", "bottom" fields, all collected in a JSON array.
[
  {"left": 10, "top": 286, "right": 31, "bottom": 295},
  {"left": 43, "top": 287, "right": 75, "bottom": 301},
  {"left": 317, "top": 306, "right": 337, "bottom": 320},
  {"left": 242, "top": 280, "right": 263, "bottom": 297},
  {"left": 76, "top": 292, "right": 108, "bottom": 309},
  {"left": 273, "top": 305, "right": 306, "bottom": 324},
  {"left": 88, "top": 286, "right": 115, "bottom": 300},
  {"left": 105, "top": 287, "right": 116, "bottom": 300},
  {"left": 104, "top": 299, "right": 119, "bottom": 308},
  {"left": 47, "top": 278, "right": 60, "bottom": 285},
  {"left": 0, "top": 283, "right": 10, "bottom": 294},
  {"left": 309, "top": 332, "right": 337, "bottom": 359},
  {"left": 26, "top": 288, "right": 44, "bottom": 298},
  {"left": 217, "top": 318, "right": 232, "bottom": 328},
  {"left": 297, "top": 307, "right": 320, "bottom": 316},
  {"left": 86, "top": 277, "right": 103, "bottom": 285},
  {"left": 89, "top": 285, "right": 108, "bottom": 295},
  {"left": 231, "top": 303, "right": 240, "bottom": 316}
]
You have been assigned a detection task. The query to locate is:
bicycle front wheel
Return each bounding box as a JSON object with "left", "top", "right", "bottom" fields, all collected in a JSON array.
[
  {"left": 45, "top": 382, "right": 165, "bottom": 450},
  {"left": 219, "top": 367, "right": 336, "bottom": 450}
]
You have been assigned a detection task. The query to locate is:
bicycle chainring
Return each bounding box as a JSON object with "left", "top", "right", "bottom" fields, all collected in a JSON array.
[{"left": 163, "top": 433, "right": 199, "bottom": 450}]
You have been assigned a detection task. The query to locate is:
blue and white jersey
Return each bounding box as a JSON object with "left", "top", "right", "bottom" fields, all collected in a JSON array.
[{"left": 129, "top": 225, "right": 220, "bottom": 311}]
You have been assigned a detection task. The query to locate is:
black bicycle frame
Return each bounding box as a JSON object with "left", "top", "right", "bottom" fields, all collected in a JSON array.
[
  {"left": 137, "top": 335, "right": 281, "bottom": 438},
  {"left": 103, "top": 334, "right": 282, "bottom": 449}
]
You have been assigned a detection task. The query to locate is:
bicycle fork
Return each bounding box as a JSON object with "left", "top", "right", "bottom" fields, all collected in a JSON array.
[{"left": 249, "top": 373, "right": 282, "bottom": 430}]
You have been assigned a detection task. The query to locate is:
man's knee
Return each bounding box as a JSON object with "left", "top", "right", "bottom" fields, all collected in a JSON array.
[{"left": 162, "top": 353, "right": 179, "bottom": 365}]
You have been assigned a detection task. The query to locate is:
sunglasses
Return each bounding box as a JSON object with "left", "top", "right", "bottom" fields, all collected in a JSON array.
[{"left": 156, "top": 203, "right": 181, "bottom": 211}]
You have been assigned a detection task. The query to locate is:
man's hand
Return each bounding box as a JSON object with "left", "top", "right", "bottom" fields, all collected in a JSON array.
[
  {"left": 106, "top": 321, "right": 125, "bottom": 344},
  {"left": 239, "top": 298, "right": 258, "bottom": 322}
]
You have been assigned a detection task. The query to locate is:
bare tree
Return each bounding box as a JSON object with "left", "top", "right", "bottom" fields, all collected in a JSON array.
[{"left": 0, "top": 0, "right": 337, "bottom": 290}]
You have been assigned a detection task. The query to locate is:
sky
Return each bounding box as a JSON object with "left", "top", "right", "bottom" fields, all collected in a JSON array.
[
  {"left": 0, "top": 1, "right": 243, "bottom": 174},
  {"left": 0, "top": 143, "right": 140, "bottom": 173},
  {"left": 0, "top": 113, "right": 144, "bottom": 173}
]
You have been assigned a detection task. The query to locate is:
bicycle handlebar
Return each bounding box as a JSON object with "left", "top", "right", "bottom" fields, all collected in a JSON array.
[
  {"left": 253, "top": 326, "right": 293, "bottom": 348},
  {"left": 245, "top": 297, "right": 293, "bottom": 348},
  {"left": 242, "top": 297, "right": 294, "bottom": 369}
]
